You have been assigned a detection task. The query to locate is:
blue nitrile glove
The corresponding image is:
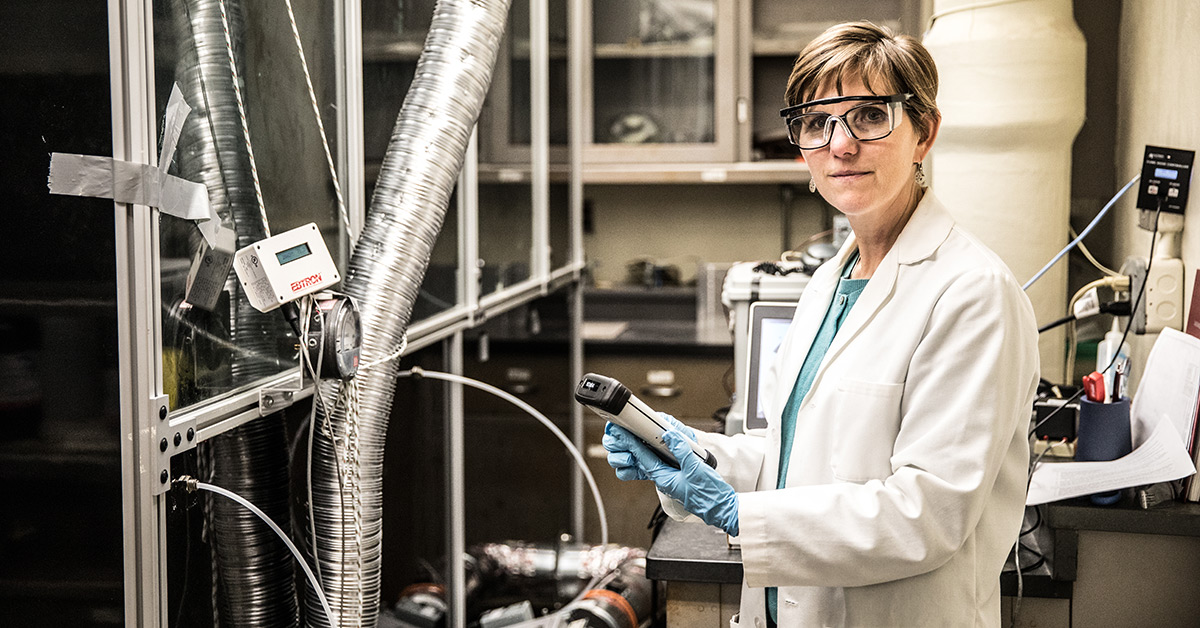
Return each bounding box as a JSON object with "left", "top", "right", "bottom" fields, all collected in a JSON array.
[
  {"left": 605, "top": 424, "right": 739, "bottom": 536},
  {"left": 602, "top": 413, "right": 695, "bottom": 482}
]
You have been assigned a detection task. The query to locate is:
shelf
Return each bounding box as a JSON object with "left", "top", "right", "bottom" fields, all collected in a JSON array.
[
  {"left": 752, "top": 38, "right": 805, "bottom": 57},
  {"left": 362, "top": 31, "right": 424, "bottom": 62},
  {"left": 752, "top": 20, "right": 903, "bottom": 56},
  {"left": 582, "top": 160, "right": 808, "bottom": 184},
  {"left": 477, "top": 163, "right": 571, "bottom": 184},
  {"left": 594, "top": 39, "right": 714, "bottom": 59},
  {"left": 407, "top": 161, "right": 810, "bottom": 186},
  {"left": 510, "top": 40, "right": 570, "bottom": 60}
]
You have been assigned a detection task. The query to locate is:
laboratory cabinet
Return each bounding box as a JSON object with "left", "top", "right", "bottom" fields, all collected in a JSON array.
[
  {"left": 738, "top": 0, "right": 924, "bottom": 162},
  {"left": 480, "top": 0, "right": 923, "bottom": 173}
]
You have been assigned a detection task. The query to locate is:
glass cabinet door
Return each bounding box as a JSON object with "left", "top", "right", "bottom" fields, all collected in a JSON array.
[
  {"left": 479, "top": 0, "right": 568, "bottom": 165},
  {"left": 585, "top": 0, "right": 735, "bottom": 163},
  {"left": 362, "top": 0, "right": 464, "bottom": 324},
  {"left": 745, "top": 0, "right": 921, "bottom": 163}
]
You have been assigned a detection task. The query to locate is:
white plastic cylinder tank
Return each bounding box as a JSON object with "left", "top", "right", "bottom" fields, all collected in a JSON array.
[{"left": 924, "top": 0, "right": 1085, "bottom": 381}]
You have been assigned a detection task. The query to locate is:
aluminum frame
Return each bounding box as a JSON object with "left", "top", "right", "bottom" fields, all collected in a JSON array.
[
  {"left": 110, "top": 0, "right": 582, "bottom": 623},
  {"left": 111, "top": 0, "right": 167, "bottom": 623}
]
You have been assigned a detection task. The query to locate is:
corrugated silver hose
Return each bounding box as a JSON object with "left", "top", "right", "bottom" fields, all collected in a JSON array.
[
  {"left": 170, "top": 0, "right": 299, "bottom": 625},
  {"left": 306, "top": 1, "right": 512, "bottom": 626}
]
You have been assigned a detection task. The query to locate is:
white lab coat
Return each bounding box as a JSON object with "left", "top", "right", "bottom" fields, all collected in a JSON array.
[{"left": 661, "top": 192, "right": 1039, "bottom": 627}]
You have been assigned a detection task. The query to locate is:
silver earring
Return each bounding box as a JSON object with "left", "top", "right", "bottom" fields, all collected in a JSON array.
[
  {"left": 809, "top": 178, "right": 817, "bottom": 193},
  {"left": 915, "top": 162, "right": 926, "bottom": 187}
]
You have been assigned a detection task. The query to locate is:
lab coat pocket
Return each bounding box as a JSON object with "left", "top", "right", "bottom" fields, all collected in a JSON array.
[{"left": 830, "top": 378, "right": 904, "bottom": 482}]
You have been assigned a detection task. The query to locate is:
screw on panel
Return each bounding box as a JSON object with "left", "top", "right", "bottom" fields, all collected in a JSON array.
[
  {"left": 159, "top": 406, "right": 167, "bottom": 420},
  {"left": 174, "top": 432, "right": 182, "bottom": 447},
  {"left": 187, "top": 428, "right": 195, "bottom": 442},
  {"left": 160, "top": 438, "right": 168, "bottom": 452},
  {"left": 160, "top": 470, "right": 168, "bottom": 484}
]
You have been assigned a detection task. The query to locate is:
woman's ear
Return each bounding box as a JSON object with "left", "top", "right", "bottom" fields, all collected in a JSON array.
[{"left": 914, "top": 110, "right": 941, "bottom": 163}]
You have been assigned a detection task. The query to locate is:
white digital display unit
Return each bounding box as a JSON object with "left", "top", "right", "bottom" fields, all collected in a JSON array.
[
  {"left": 742, "top": 302, "right": 796, "bottom": 430},
  {"left": 233, "top": 223, "right": 340, "bottom": 312}
]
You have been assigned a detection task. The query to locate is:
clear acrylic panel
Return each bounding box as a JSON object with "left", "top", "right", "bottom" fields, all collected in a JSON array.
[
  {"left": 479, "top": 0, "right": 536, "bottom": 296},
  {"left": 154, "top": 0, "right": 344, "bottom": 411},
  {"left": 363, "top": 0, "right": 461, "bottom": 323},
  {"left": 592, "top": 0, "right": 716, "bottom": 145},
  {"left": 549, "top": 183, "right": 571, "bottom": 271},
  {"left": 1, "top": 0, "right": 124, "bottom": 622},
  {"left": 507, "top": 0, "right": 568, "bottom": 147},
  {"left": 479, "top": 182, "right": 535, "bottom": 296}
]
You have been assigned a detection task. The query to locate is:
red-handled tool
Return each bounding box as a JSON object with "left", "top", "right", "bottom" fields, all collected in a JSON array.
[{"left": 1082, "top": 371, "right": 1106, "bottom": 403}]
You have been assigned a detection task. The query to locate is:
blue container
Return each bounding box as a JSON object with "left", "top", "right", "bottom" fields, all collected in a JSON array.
[{"left": 1076, "top": 397, "right": 1132, "bottom": 505}]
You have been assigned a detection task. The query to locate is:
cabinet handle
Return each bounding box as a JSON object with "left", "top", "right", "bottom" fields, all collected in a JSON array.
[{"left": 641, "top": 385, "right": 680, "bottom": 398}]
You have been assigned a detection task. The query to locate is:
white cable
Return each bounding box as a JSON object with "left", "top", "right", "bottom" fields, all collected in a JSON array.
[
  {"left": 1069, "top": 226, "right": 1120, "bottom": 277},
  {"left": 359, "top": 333, "right": 409, "bottom": 372},
  {"left": 195, "top": 481, "right": 336, "bottom": 625},
  {"left": 216, "top": 0, "right": 269, "bottom": 236},
  {"left": 281, "top": 0, "right": 354, "bottom": 243},
  {"left": 1023, "top": 174, "right": 1140, "bottom": 291},
  {"left": 395, "top": 368, "right": 610, "bottom": 550}
]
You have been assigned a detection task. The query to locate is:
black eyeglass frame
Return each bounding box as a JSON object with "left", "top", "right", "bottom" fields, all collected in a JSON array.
[{"left": 778, "top": 93, "right": 913, "bottom": 120}]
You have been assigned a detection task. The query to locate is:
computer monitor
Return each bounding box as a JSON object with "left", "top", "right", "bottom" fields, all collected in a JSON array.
[{"left": 743, "top": 301, "right": 796, "bottom": 430}]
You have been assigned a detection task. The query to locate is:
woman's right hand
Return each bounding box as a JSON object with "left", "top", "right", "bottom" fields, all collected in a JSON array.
[
  {"left": 602, "top": 413, "right": 696, "bottom": 481},
  {"left": 603, "top": 422, "right": 647, "bottom": 481}
]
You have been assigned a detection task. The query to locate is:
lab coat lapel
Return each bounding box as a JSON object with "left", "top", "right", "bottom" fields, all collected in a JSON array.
[
  {"left": 769, "top": 249, "right": 846, "bottom": 418},
  {"left": 805, "top": 193, "right": 955, "bottom": 398},
  {"left": 817, "top": 248, "right": 898, "bottom": 374}
]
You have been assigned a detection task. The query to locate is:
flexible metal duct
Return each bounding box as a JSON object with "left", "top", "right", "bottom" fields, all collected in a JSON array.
[
  {"left": 307, "top": 1, "right": 512, "bottom": 625},
  {"left": 170, "top": 0, "right": 299, "bottom": 625}
]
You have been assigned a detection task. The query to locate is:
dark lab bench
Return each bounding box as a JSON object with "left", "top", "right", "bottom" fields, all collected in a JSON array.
[
  {"left": 646, "top": 517, "right": 1062, "bottom": 597},
  {"left": 646, "top": 496, "right": 1200, "bottom": 627}
]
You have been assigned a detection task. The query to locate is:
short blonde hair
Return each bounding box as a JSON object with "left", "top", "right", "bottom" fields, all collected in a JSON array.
[{"left": 785, "top": 21, "right": 939, "bottom": 142}]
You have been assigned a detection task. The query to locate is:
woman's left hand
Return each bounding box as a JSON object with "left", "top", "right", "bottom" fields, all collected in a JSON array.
[{"left": 604, "top": 424, "right": 739, "bottom": 536}]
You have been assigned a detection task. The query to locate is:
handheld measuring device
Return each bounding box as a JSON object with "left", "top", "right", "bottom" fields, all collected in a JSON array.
[{"left": 575, "top": 373, "right": 717, "bottom": 470}]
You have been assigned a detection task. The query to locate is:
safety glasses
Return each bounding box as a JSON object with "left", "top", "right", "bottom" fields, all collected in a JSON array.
[{"left": 779, "top": 93, "right": 912, "bottom": 150}]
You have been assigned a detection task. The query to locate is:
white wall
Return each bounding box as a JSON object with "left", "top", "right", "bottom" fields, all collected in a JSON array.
[{"left": 1114, "top": 1, "right": 1200, "bottom": 390}]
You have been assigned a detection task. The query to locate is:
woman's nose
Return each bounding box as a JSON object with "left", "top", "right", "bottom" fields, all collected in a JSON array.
[{"left": 827, "top": 118, "right": 858, "bottom": 155}]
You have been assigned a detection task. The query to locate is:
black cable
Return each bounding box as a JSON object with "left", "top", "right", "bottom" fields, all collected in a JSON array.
[
  {"left": 1039, "top": 299, "right": 1134, "bottom": 333},
  {"left": 1028, "top": 201, "right": 1161, "bottom": 439},
  {"left": 1038, "top": 314, "right": 1076, "bottom": 334}
]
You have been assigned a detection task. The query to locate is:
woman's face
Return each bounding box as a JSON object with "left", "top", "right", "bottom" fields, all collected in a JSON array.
[{"left": 800, "top": 75, "right": 937, "bottom": 225}]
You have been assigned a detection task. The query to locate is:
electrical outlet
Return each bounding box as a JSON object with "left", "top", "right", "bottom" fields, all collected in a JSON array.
[
  {"left": 1123, "top": 257, "right": 1148, "bottom": 334},
  {"left": 1146, "top": 257, "right": 1185, "bottom": 332},
  {"left": 1124, "top": 256, "right": 1185, "bottom": 333}
]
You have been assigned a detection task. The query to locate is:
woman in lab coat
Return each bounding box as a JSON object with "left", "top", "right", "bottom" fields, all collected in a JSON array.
[{"left": 603, "top": 21, "right": 1039, "bottom": 628}]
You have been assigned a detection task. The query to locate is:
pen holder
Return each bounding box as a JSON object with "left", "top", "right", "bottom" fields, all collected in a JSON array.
[{"left": 1076, "top": 397, "right": 1132, "bottom": 505}]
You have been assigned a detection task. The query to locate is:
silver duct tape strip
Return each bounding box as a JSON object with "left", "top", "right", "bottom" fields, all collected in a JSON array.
[
  {"left": 47, "top": 83, "right": 216, "bottom": 228},
  {"left": 47, "top": 153, "right": 212, "bottom": 224},
  {"left": 308, "top": 1, "right": 513, "bottom": 626}
]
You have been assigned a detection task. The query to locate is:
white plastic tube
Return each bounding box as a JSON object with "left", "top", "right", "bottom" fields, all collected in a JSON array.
[
  {"left": 925, "top": 0, "right": 1086, "bottom": 380},
  {"left": 396, "top": 368, "right": 610, "bottom": 549}
]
